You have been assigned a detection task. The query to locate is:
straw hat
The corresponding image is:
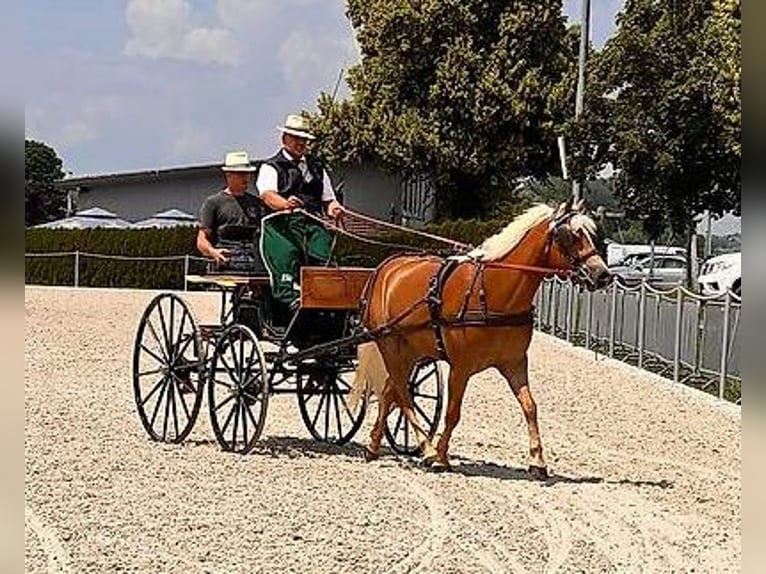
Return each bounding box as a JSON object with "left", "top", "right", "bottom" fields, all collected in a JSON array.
[
  {"left": 277, "top": 114, "right": 316, "bottom": 140},
  {"left": 221, "top": 151, "right": 256, "bottom": 172}
]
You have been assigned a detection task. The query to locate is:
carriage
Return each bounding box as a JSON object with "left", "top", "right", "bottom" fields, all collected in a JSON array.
[
  {"left": 133, "top": 200, "right": 610, "bottom": 474},
  {"left": 131, "top": 245, "right": 445, "bottom": 455}
]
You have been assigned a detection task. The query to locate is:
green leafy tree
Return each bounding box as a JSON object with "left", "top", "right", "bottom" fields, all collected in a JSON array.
[
  {"left": 574, "top": 0, "right": 740, "bottom": 245},
  {"left": 312, "top": 0, "right": 575, "bottom": 219},
  {"left": 25, "top": 139, "right": 66, "bottom": 226}
]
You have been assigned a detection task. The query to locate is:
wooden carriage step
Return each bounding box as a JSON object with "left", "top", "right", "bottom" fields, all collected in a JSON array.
[{"left": 300, "top": 267, "right": 373, "bottom": 310}]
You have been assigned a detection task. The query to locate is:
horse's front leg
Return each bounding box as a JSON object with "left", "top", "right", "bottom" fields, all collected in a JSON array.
[
  {"left": 434, "top": 366, "right": 469, "bottom": 470},
  {"left": 499, "top": 357, "right": 548, "bottom": 479}
]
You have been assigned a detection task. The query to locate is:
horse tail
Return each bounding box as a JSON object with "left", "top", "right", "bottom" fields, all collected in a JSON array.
[{"left": 348, "top": 341, "right": 390, "bottom": 413}]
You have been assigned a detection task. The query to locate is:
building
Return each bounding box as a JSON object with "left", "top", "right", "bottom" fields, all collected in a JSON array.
[{"left": 58, "top": 161, "right": 436, "bottom": 227}]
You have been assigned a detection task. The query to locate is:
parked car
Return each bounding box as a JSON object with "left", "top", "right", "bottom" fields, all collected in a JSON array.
[
  {"left": 698, "top": 252, "right": 741, "bottom": 296},
  {"left": 610, "top": 254, "right": 687, "bottom": 287}
]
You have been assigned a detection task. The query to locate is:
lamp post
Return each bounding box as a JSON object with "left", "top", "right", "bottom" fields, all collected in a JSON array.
[{"left": 572, "top": 0, "right": 592, "bottom": 203}]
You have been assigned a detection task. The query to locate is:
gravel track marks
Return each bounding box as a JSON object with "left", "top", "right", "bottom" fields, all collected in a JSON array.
[{"left": 25, "top": 287, "right": 740, "bottom": 573}]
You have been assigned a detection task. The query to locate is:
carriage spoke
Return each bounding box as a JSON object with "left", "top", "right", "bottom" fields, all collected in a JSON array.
[
  {"left": 170, "top": 373, "right": 193, "bottom": 421},
  {"left": 238, "top": 336, "right": 246, "bottom": 383},
  {"left": 138, "top": 366, "right": 165, "bottom": 378},
  {"left": 219, "top": 401, "right": 237, "bottom": 439},
  {"left": 141, "top": 375, "right": 167, "bottom": 407},
  {"left": 243, "top": 400, "right": 259, "bottom": 431},
  {"left": 310, "top": 389, "right": 327, "bottom": 431},
  {"left": 156, "top": 303, "right": 172, "bottom": 355},
  {"left": 323, "top": 385, "right": 331, "bottom": 440},
  {"left": 161, "top": 380, "right": 172, "bottom": 441},
  {"left": 174, "top": 334, "right": 195, "bottom": 363},
  {"left": 219, "top": 353, "right": 239, "bottom": 384},
  {"left": 392, "top": 410, "right": 404, "bottom": 437},
  {"left": 169, "top": 380, "right": 180, "bottom": 440},
  {"left": 145, "top": 319, "right": 167, "bottom": 357},
  {"left": 140, "top": 342, "right": 166, "bottom": 366},
  {"left": 414, "top": 392, "right": 440, "bottom": 401},
  {"left": 413, "top": 401, "right": 433, "bottom": 425},
  {"left": 230, "top": 399, "right": 241, "bottom": 451},
  {"left": 168, "top": 298, "right": 176, "bottom": 360},
  {"left": 413, "top": 367, "right": 435, "bottom": 387},
  {"left": 332, "top": 386, "right": 343, "bottom": 438},
  {"left": 241, "top": 400, "right": 248, "bottom": 447},
  {"left": 213, "top": 393, "right": 236, "bottom": 412},
  {"left": 175, "top": 310, "right": 188, "bottom": 353},
  {"left": 148, "top": 377, "right": 169, "bottom": 428},
  {"left": 337, "top": 390, "right": 355, "bottom": 420}
]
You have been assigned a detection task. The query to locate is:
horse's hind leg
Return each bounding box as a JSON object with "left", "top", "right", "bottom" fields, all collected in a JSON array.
[
  {"left": 365, "top": 381, "right": 393, "bottom": 461},
  {"left": 389, "top": 382, "right": 439, "bottom": 463},
  {"left": 498, "top": 357, "right": 548, "bottom": 479}
]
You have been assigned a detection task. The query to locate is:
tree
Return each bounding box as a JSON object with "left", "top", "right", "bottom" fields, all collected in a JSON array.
[
  {"left": 575, "top": 0, "right": 740, "bottom": 244},
  {"left": 311, "top": 0, "right": 575, "bottom": 219},
  {"left": 25, "top": 139, "right": 66, "bottom": 226}
]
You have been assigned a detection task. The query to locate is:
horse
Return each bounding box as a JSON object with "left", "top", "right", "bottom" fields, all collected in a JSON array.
[{"left": 348, "top": 199, "right": 611, "bottom": 477}]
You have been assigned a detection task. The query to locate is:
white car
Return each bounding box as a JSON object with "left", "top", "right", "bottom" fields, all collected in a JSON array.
[
  {"left": 610, "top": 254, "right": 687, "bottom": 287},
  {"left": 697, "top": 252, "right": 741, "bottom": 296}
]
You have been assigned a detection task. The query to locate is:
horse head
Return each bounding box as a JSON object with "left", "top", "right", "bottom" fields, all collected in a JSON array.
[{"left": 547, "top": 199, "right": 611, "bottom": 290}]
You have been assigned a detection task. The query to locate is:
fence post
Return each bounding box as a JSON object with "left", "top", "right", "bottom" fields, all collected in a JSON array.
[
  {"left": 565, "top": 281, "right": 573, "bottom": 342},
  {"left": 551, "top": 281, "right": 559, "bottom": 336},
  {"left": 608, "top": 280, "right": 618, "bottom": 357},
  {"left": 719, "top": 291, "right": 731, "bottom": 400},
  {"left": 585, "top": 288, "right": 592, "bottom": 350},
  {"left": 183, "top": 255, "right": 190, "bottom": 292},
  {"left": 673, "top": 287, "right": 683, "bottom": 384},
  {"left": 637, "top": 282, "right": 646, "bottom": 369},
  {"left": 74, "top": 250, "right": 80, "bottom": 288}
]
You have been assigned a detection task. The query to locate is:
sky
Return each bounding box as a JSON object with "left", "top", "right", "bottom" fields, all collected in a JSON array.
[{"left": 25, "top": 0, "right": 626, "bottom": 177}]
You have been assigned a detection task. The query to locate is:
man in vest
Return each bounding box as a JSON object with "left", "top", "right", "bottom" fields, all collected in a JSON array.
[{"left": 256, "top": 114, "right": 343, "bottom": 310}]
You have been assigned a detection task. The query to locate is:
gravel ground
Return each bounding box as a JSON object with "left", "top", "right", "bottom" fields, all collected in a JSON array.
[{"left": 25, "top": 286, "right": 741, "bottom": 573}]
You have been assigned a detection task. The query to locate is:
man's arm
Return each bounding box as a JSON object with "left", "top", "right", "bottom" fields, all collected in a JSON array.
[
  {"left": 256, "top": 163, "right": 303, "bottom": 211},
  {"left": 196, "top": 228, "right": 229, "bottom": 264},
  {"left": 321, "top": 169, "right": 344, "bottom": 219},
  {"left": 197, "top": 197, "right": 229, "bottom": 264}
]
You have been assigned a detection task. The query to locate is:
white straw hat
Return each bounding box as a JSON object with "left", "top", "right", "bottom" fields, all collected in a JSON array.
[
  {"left": 221, "top": 151, "right": 256, "bottom": 172},
  {"left": 277, "top": 114, "right": 316, "bottom": 140}
]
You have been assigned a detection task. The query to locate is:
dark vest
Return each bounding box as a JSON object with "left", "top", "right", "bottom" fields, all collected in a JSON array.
[{"left": 264, "top": 151, "right": 326, "bottom": 215}]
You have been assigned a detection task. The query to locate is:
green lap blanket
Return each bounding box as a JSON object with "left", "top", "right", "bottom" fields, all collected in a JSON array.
[{"left": 260, "top": 212, "right": 333, "bottom": 306}]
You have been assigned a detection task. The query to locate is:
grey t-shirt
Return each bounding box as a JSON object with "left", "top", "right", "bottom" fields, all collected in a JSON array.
[{"left": 199, "top": 189, "right": 263, "bottom": 245}]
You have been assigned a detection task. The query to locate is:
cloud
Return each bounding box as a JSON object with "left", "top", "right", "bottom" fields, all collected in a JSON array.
[
  {"left": 58, "top": 96, "right": 123, "bottom": 146},
  {"left": 278, "top": 30, "right": 359, "bottom": 96},
  {"left": 171, "top": 121, "right": 211, "bottom": 159},
  {"left": 124, "top": 0, "right": 239, "bottom": 65}
]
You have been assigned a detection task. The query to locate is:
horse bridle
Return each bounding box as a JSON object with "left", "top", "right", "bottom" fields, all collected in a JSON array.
[{"left": 548, "top": 210, "right": 600, "bottom": 284}]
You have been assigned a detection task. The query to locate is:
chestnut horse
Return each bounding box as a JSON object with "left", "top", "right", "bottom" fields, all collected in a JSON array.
[{"left": 349, "top": 200, "right": 611, "bottom": 477}]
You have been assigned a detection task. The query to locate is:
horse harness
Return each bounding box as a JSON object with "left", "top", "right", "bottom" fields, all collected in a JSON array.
[{"left": 426, "top": 257, "right": 535, "bottom": 360}]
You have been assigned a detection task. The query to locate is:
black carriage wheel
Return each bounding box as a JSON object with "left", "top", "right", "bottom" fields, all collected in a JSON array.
[
  {"left": 132, "top": 293, "right": 204, "bottom": 443},
  {"left": 297, "top": 361, "right": 366, "bottom": 445},
  {"left": 208, "top": 324, "right": 269, "bottom": 454},
  {"left": 384, "top": 359, "right": 444, "bottom": 455}
]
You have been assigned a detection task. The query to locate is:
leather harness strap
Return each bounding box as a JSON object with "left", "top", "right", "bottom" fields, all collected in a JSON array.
[{"left": 426, "top": 257, "right": 535, "bottom": 361}]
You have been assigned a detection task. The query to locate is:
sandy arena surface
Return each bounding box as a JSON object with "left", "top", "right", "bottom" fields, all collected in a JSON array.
[{"left": 25, "top": 286, "right": 741, "bottom": 573}]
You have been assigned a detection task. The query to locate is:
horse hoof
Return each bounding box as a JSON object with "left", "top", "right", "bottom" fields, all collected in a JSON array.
[
  {"left": 529, "top": 465, "right": 549, "bottom": 480},
  {"left": 427, "top": 460, "right": 451, "bottom": 473},
  {"left": 363, "top": 447, "right": 379, "bottom": 462}
]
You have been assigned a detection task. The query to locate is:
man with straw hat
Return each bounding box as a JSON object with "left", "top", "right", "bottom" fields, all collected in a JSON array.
[
  {"left": 256, "top": 113, "right": 344, "bottom": 310},
  {"left": 197, "top": 150, "right": 263, "bottom": 271}
]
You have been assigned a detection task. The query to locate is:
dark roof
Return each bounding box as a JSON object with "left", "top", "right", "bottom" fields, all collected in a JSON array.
[{"left": 57, "top": 161, "right": 263, "bottom": 190}]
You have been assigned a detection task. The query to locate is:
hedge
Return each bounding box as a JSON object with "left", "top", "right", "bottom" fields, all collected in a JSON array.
[{"left": 25, "top": 216, "right": 515, "bottom": 289}]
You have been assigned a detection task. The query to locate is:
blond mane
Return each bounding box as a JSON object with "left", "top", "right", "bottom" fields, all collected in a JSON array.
[{"left": 468, "top": 204, "right": 554, "bottom": 262}]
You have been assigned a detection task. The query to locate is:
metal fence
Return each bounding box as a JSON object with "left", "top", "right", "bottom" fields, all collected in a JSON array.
[
  {"left": 25, "top": 251, "right": 210, "bottom": 291},
  {"left": 534, "top": 277, "right": 741, "bottom": 403}
]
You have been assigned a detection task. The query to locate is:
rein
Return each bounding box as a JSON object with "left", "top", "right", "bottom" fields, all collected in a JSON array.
[{"left": 295, "top": 208, "right": 473, "bottom": 254}]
